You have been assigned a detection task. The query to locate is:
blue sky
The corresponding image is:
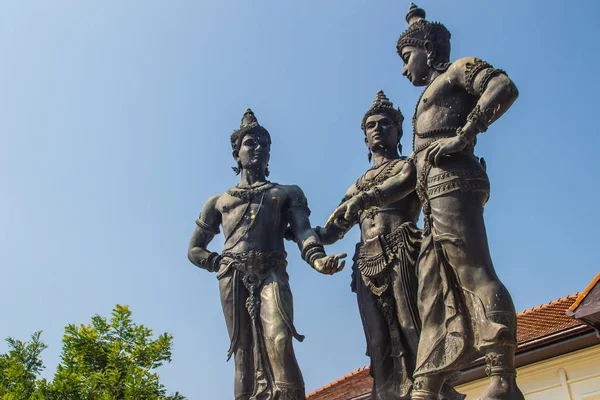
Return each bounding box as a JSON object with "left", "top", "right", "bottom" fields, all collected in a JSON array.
[{"left": 1, "top": 0, "right": 598, "bottom": 398}]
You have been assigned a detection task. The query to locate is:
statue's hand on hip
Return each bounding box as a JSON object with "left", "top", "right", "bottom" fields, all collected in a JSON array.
[{"left": 424, "top": 136, "right": 466, "bottom": 166}]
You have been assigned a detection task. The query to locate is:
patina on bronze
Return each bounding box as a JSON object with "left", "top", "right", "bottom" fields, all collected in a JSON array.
[
  {"left": 317, "top": 91, "right": 463, "bottom": 400},
  {"left": 328, "top": 4, "right": 522, "bottom": 400},
  {"left": 188, "top": 109, "right": 346, "bottom": 400}
]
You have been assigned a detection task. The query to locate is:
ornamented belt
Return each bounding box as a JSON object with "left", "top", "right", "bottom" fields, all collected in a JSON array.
[
  {"left": 426, "top": 168, "right": 489, "bottom": 200},
  {"left": 221, "top": 251, "right": 287, "bottom": 279},
  {"left": 356, "top": 222, "right": 421, "bottom": 278}
]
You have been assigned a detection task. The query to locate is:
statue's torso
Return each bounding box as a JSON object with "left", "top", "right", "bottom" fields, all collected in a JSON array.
[
  {"left": 216, "top": 183, "right": 293, "bottom": 253},
  {"left": 354, "top": 159, "right": 421, "bottom": 242},
  {"left": 413, "top": 70, "right": 477, "bottom": 169}
]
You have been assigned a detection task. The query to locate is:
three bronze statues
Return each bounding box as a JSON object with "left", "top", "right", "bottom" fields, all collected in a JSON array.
[{"left": 189, "top": 4, "right": 522, "bottom": 400}]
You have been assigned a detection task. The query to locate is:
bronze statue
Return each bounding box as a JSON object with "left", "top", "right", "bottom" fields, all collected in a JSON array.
[
  {"left": 317, "top": 91, "right": 463, "bottom": 400},
  {"left": 188, "top": 109, "right": 346, "bottom": 400},
  {"left": 328, "top": 4, "right": 523, "bottom": 400}
]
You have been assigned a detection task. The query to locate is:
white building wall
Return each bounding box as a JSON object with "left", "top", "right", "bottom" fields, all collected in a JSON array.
[{"left": 455, "top": 344, "right": 600, "bottom": 400}]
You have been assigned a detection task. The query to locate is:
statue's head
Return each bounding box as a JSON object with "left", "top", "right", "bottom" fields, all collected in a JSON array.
[
  {"left": 396, "top": 3, "right": 451, "bottom": 86},
  {"left": 230, "top": 109, "right": 271, "bottom": 176},
  {"left": 361, "top": 90, "right": 404, "bottom": 161}
]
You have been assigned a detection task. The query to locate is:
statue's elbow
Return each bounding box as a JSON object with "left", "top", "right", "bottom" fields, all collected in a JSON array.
[
  {"left": 187, "top": 248, "right": 196, "bottom": 265},
  {"left": 499, "top": 75, "right": 518, "bottom": 104},
  {"left": 508, "top": 80, "right": 519, "bottom": 103}
]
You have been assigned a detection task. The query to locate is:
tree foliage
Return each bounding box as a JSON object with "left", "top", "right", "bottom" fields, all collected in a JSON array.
[{"left": 0, "top": 305, "right": 185, "bottom": 400}]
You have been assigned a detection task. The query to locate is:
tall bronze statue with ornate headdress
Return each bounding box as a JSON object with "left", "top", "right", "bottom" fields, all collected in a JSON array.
[
  {"left": 316, "top": 91, "right": 463, "bottom": 400},
  {"left": 328, "top": 4, "right": 523, "bottom": 400},
  {"left": 188, "top": 109, "right": 346, "bottom": 400}
]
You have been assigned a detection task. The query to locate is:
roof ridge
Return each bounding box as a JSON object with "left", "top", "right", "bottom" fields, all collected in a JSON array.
[{"left": 568, "top": 273, "right": 600, "bottom": 312}]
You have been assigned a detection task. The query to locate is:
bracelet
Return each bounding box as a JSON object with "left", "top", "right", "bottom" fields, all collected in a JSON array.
[
  {"left": 301, "top": 241, "right": 325, "bottom": 262},
  {"left": 359, "top": 192, "right": 372, "bottom": 210},
  {"left": 456, "top": 127, "right": 475, "bottom": 147},
  {"left": 196, "top": 219, "right": 220, "bottom": 235},
  {"left": 359, "top": 187, "right": 385, "bottom": 210},
  {"left": 370, "top": 187, "right": 385, "bottom": 207},
  {"left": 306, "top": 248, "right": 326, "bottom": 268},
  {"left": 206, "top": 251, "right": 221, "bottom": 272},
  {"left": 466, "top": 105, "right": 495, "bottom": 133}
]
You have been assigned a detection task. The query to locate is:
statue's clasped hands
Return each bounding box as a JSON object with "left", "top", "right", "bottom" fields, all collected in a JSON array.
[{"left": 325, "top": 196, "right": 362, "bottom": 230}]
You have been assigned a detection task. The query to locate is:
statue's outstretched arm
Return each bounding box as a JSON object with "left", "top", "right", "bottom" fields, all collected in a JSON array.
[
  {"left": 316, "top": 184, "right": 358, "bottom": 245},
  {"left": 286, "top": 185, "right": 346, "bottom": 275},
  {"left": 326, "top": 160, "right": 417, "bottom": 227},
  {"left": 188, "top": 195, "right": 222, "bottom": 272}
]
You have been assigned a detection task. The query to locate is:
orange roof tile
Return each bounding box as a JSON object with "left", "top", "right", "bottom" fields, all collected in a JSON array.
[
  {"left": 307, "top": 367, "right": 371, "bottom": 400},
  {"left": 517, "top": 293, "right": 581, "bottom": 343},
  {"left": 308, "top": 293, "right": 584, "bottom": 400}
]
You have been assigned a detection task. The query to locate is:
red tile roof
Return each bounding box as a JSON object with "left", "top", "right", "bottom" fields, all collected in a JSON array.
[
  {"left": 517, "top": 294, "right": 581, "bottom": 343},
  {"left": 307, "top": 293, "right": 584, "bottom": 400}
]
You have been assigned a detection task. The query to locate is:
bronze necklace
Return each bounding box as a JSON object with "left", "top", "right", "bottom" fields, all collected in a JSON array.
[
  {"left": 355, "top": 159, "right": 401, "bottom": 192},
  {"left": 227, "top": 181, "right": 275, "bottom": 202}
]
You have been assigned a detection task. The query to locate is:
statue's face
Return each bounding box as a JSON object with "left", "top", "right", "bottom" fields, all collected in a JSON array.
[
  {"left": 365, "top": 114, "right": 398, "bottom": 153},
  {"left": 400, "top": 45, "right": 429, "bottom": 86},
  {"left": 237, "top": 132, "right": 270, "bottom": 173}
]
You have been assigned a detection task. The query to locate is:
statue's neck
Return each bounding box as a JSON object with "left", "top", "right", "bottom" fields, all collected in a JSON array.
[
  {"left": 372, "top": 148, "right": 400, "bottom": 168},
  {"left": 425, "top": 69, "right": 442, "bottom": 85},
  {"left": 239, "top": 168, "right": 267, "bottom": 187}
]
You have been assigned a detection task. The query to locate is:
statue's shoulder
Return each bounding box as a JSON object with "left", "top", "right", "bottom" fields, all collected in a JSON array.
[
  {"left": 277, "top": 184, "right": 311, "bottom": 215},
  {"left": 275, "top": 183, "right": 307, "bottom": 200},
  {"left": 204, "top": 193, "right": 224, "bottom": 208},
  {"left": 449, "top": 57, "right": 491, "bottom": 73},
  {"left": 203, "top": 193, "right": 228, "bottom": 213},
  {"left": 448, "top": 57, "right": 498, "bottom": 93}
]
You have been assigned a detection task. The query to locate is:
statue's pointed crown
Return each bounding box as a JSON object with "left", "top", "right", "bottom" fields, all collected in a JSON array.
[
  {"left": 396, "top": 3, "right": 451, "bottom": 66},
  {"left": 230, "top": 108, "right": 271, "bottom": 153},
  {"left": 361, "top": 90, "right": 404, "bottom": 131},
  {"left": 406, "top": 3, "right": 426, "bottom": 24},
  {"left": 239, "top": 108, "right": 258, "bottom": 129}
]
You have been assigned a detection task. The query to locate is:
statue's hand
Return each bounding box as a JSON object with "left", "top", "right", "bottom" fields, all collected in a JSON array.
[
  {"left": 313, "top": 253, "right": 347, "bottom": 275},
  {"left": 424, "top": 136, "right": 466, "bottom": 166},
  {"left": 326, "top": 197, "right": 362, "bottom": 229}
]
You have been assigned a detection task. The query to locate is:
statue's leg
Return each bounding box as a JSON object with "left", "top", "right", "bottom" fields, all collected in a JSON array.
[
  {"left": 391, "top": 250, "right": 420, "bottom": 361},
  {"left": 356, "top": 269, "right": 407, "bottom": 400},
  {"left": 260, "top": 266, "right": 306, "bottom": 400},
  {"left": 429, "top": 191, "right": 523, "bottom": 400},
  {"left": 391, "top": 253, "right": 466, "bottom": 400},
  {"left": 219, "top": 268, "right": 254, "bottom": 400}
]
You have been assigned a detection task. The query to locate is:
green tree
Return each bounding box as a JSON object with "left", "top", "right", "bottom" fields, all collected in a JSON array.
[
  {"left": 0, "top": 331, "right": 48, "bottom": 400},
  {"left": 0, "top": 305, "right": 185, "bottom": 400}
]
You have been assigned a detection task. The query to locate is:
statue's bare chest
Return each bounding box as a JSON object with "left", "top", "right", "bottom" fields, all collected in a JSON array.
[
  {"left": 413, "top": 75, "right": 475, "bottom": 148},
  {"left": 219, "top": 186, "right": 288, "bottom": 234}
]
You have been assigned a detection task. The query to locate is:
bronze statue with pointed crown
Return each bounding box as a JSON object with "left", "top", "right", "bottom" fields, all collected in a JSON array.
[
  {"left": 328, "top": 4, "right": 523, "bottom": 400},
  {"left": 312, "top": 91, "right": 462, "bottom": 400},
  {"left": 188, "top": 109, "right": 346, "bottom": 400}
]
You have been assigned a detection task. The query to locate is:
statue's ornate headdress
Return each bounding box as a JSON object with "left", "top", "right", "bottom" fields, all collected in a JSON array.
[
  {"left": 230, "top": 108, "right": 271, "bottom": 175},
  {"left": 361, "top": 90, "right": 404, "bottom": 132},
  {"left": 396, "top": 3, "right": 451, "bottom": 71},
  {"left": 361, "top": 90, "right": 404, "bottom": 159},
  {"left": 230, "top": 108, "right": 271, "bottom": 155}
]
